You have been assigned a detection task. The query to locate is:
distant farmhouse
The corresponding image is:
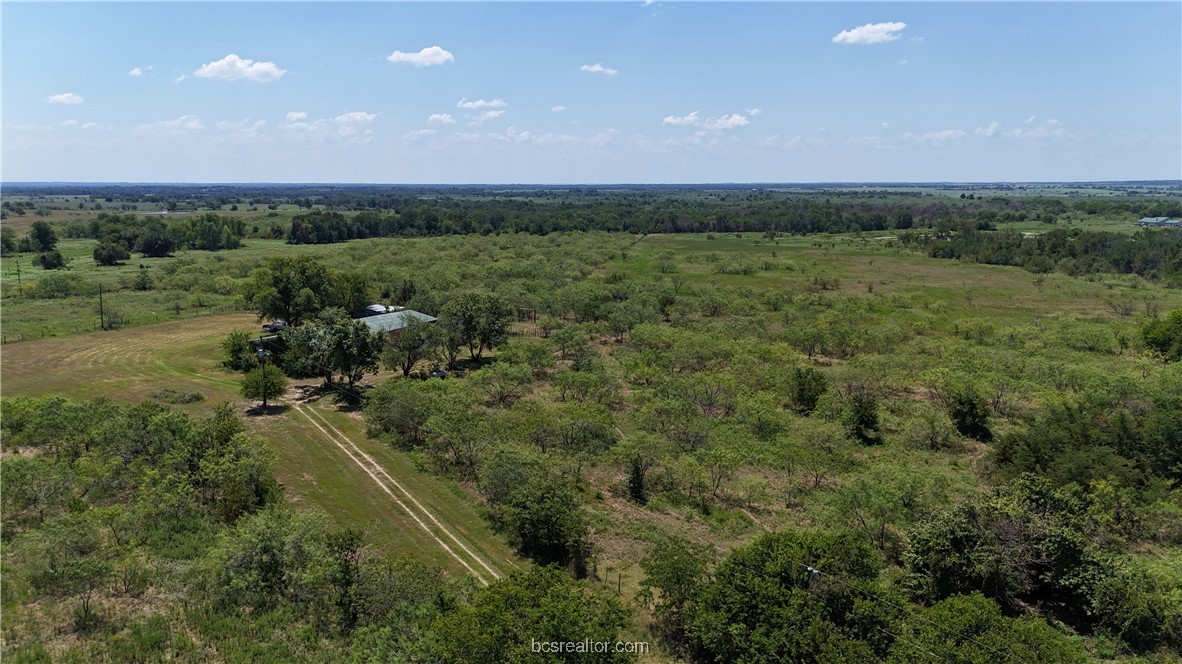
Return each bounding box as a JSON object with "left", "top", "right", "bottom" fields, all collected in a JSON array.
[
  {"left": 254, "top": 304, "right": 436, "bottom": 350},
  {"left": 1137, "top": 217, "right": 1182, "bottom": 228},
  {"left": 356, "top": 306, "right": 437, "bottom": 341}
]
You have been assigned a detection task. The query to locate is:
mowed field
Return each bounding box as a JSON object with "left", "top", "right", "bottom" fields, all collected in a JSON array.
[{"left": 0, "top": 314, "right": 522, "bottom": 582}]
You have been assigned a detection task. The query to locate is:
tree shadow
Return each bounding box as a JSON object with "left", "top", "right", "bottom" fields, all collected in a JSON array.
[
  {"left": 298, "top": 382, "right": 372, "bottom": 412},
  {"left": 245, "top": 403, "right": 292, "bottom": 417}
]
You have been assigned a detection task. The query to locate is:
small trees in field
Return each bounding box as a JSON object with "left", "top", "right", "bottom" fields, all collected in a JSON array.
[
  {"left": 241, "top": 366, "right": 288, "bottom": 409},
  {"left": 439, "top": 291, "right": 514, "bottom": 361},
  {"left": 93, "top": 241, "right": 130, "bottom": 266}
]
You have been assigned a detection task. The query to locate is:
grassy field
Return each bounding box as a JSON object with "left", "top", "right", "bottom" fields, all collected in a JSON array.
[
  {"left": 0, "top": 313, "right": 523, "bottom": 581},
  {"left": 0, "top": 238, "right": 349, "bottom": 342},
  {"left": 2, "top": 227, "right": 1179, "bottom": 661}
]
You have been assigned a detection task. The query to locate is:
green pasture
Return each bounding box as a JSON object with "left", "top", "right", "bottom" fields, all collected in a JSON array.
[{"left": 0, "top": 313, "right": 522, "bottom": 581}]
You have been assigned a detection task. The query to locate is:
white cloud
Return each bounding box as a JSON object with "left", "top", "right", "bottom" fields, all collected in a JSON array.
[
  {"left": 661, "top": 129, "right": 712, "bottom": 147},
  {"left": 428, "top": 113, "right": 456, "bottom": 125},
  {"left": 551, "top": 106, "right": 566, "bottom": 113},
  {"left": 159, "top": 115, "right": 206, "bottom": 130},
  {"left": 881, "top": 122, "right": 890, "bottom": 129},
  {"left": 1024, "top": 115, "right": 1036, "bottom": 124},
  {"left": 975, "top": 121, "right": 999, "bottom": 137},
  {"left": 194, "top": 54, "right": 285, "bottom": 82},
  {"left": 175, "top": 74, "right": 189, "bottom": 83},
  {"left": 580, "top": 63, "right": 619, "bottom": 75},
  {"left": 663, "top": 111, "right": 700, "bottom": 126},
  {"left": 217, "top": 119, "right": 267, "bottom": 132},
  {"left": 704, "top": 113, "right": 749, "bottom": 130},
  {"left": 901, "top": 129, "right": 966, "bottom": 144},
  {"left": 46, "top": 92, "right": 84, "bottom": 105},
  {"left": 664, "top": 111, "right": 749, "bottom": 130},
  {"left": 279, "top": 114, "right": 373, "bottom": 143},
  {"left": 457, "top": 98, "right": 507, "bottom": 110},
  {"left": 780, "top": 134, "right": 830, "bottom": 150},
  {"left": 746, "top": 108, "right": 763, "bottom": 116},
  {"left": 387, "top": 46, "right": 454, "bottom": 67},
  {"left": 898, "top": 59, "right": 909, "bottom": 65},
  {"left": 129, "top": 67, "right": 144, "bottom": 77},
  {"left": 1007, "top": 122, "right": 1067, "bottom": 140},
  {"left": 61, "top": 119, "right": 108, "bottom": 131},
  {"left": 833, "top": 21, "right": 908, "bottom": 45},
  {"left": 136, "top": 115, "right": 206, "bottom": 136},
  {"left": 840, "top": 135, "right": 889, "bottom": 148},
  {"left": 403, "top": 129, "right": 436, "bottom": 140},
  {"left": 469, "top": 110, "right": 505, "bottom": 126},
  {"left": 213, "top": 119, "right": 267, "bottom": 141},
  {"left": 335, "top": 111, "right": 377, "bottom": 125},
  {"left": 443, "top": 127, "right": 619, "bottom": 148}
]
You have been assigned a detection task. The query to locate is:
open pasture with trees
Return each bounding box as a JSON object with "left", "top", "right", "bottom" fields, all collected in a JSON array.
[{"left": 2, "top": 184, "right": 1182, "bottom": 662}]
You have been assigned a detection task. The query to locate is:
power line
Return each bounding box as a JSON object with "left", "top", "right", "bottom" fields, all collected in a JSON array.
[{"left": 804, "top": 564, "right": 1031, "bottom": 664}]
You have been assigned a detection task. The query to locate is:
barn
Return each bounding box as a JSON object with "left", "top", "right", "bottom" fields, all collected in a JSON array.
[
  {"left": 360, "top": 309, "right": 437, "bottom": 341},
  {"left": 1137, "top": 217, "right": 1182, "bottom": 228}
]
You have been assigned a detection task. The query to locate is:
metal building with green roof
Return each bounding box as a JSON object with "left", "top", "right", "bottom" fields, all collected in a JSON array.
[{"left": 360, "top": 309, "right": 438, "bottom": 336}]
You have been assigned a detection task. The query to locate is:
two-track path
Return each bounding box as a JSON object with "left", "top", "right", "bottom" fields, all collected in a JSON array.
[
  {"left": 292, "top": 401, "right": 502, "bottom": 584},
  {"left": 1, "top": 314, "right": 515, "bottom": 583}
]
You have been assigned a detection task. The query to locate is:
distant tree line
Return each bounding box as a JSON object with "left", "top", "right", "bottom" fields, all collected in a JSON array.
[
  {"left": 60, "top": 212, "right": 247, "bottom": 260},
  {"left": 266, "top": 193, "right": 1182, "bottom": 245},
  {"left": 908, "top": 227, "right": 1182, "bottom": 281}
]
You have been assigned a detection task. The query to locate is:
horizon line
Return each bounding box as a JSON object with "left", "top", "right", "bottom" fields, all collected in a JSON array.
[{"left": 4, "top": 180, "right": 1180, "bottom": 187}]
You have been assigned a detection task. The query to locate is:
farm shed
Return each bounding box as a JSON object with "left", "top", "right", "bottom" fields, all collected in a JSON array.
[
  {"left": 1137, "top": 217, "right": 1182, "bottom": 227},
  {"left": 360, "top": 309, "right": 437, "bottom": 340}
]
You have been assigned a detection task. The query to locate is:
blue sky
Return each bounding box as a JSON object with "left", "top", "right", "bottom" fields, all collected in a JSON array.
[{"left": 3, "top": 2, "right": 1179, "bottom": 183}]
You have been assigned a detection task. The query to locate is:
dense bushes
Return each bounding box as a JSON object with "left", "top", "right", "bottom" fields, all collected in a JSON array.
[
  {"left": 93, "top": 241, "right": 131, "bottom": 266},
  {"left": 641, "top": 529, "right": 1091, "bottom": 662},
  {"left": 1143, "top": 309, "right": 1182, "bottom": 361},
  {"left": 0, "top": 396, "right": 633, "bottom": 660},
  {"left": 688, "top": 530, "right": 888, "bottom": 661},
  {"left": 905, "top": 477, "right": 1182, "bottom": 651},
  {"left": 35, "top": 249, "right": 67, "bottom": 269}
]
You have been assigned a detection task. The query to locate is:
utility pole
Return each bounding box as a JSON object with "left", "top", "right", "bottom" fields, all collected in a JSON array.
[
  {"left": 14, "top": 254, "right": 22, "bottom": 297},
  {"left": 257, "top": 336, "right": 270, "bottom": 410},
  {"left": 98, "top": 282, "right": 105, "bottom": 330}
]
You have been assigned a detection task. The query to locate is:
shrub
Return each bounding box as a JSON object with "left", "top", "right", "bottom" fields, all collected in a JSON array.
[
  {"left": 240, "top": 366, "right": 288, "bottom": 406},
  {"left": 944, "top": 382, "right": 992, "bottom": 441},
  {"left": 844, "top": 387, "right": 881, "bottom": 444},
  {"left": 221, "top": 331, "right": 257, "bottom": 372},
  {"left": 34, "top": 272, "right": 87, "bottom": 299},
  {"left": 1142, "top": 309, "right": 1182, "bottom": 362},
  {"left": 132, "top": 268, "right": 154, "bottom": 291},
  {"left": 789, "top": 366, "right": 828, "bottom": 415},
  {"left": 149, "top": 388, "right": 205, "bottom": 404},
  {"left": 135, "top": 230, "right": 177, "bottom": 257},
  {"left": 93, "top": 242, "right": 131, "bottom": 266},
  {"left": 35, "top": 250, "right": 67, "bottom": 270},
  {"left": 901, "top": 407, "right": 960, "bottom": 451},
  {"left": 689, "top": 530, "right": 885, "bottom": 662}
]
